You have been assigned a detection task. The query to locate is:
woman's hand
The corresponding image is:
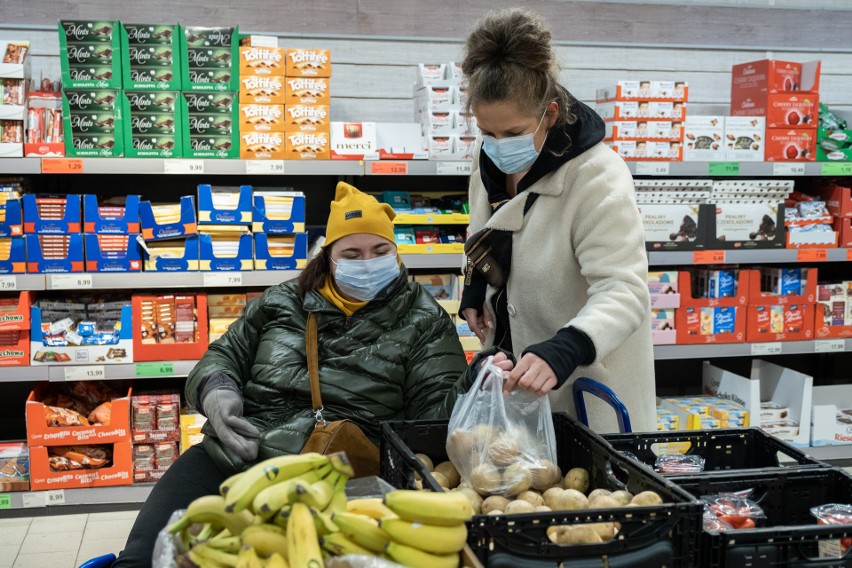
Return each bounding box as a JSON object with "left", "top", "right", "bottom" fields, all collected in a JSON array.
[
  {"left": 462, "top": 303, "right": 493, "bottom": 342},
  {"left": 503, "top": 353, "right": 558, "bottom": 396},
  {"left": 486, "top": 351, "right": 514, "bottom": 373}
]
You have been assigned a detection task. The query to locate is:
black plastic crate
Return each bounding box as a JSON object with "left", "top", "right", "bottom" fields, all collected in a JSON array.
[
  {"left": 604, "top": 428, "right": 827, "bottom": 477},
  {"left": 380, "top": 413, "right": 703, "bottom": 567},
  {"left": 672, "top": 468, "right": 852, "bottom": 567}
]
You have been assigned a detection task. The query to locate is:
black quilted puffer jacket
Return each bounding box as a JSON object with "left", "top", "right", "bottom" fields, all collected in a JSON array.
[{"left": 186, "top": 269, "right": 472, "bottom": 474}]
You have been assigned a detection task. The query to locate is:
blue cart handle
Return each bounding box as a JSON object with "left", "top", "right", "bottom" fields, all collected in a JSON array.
[
  {"left": 572, "top": 377, "right": 632, "bottom": 433},
  {"left": 79, "top": 553, "right": 116, "bottom": 568}
]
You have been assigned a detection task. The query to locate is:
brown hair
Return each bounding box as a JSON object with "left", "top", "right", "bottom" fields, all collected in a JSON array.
[
  {"left": 297, "top": 247, "right": 331, "bottom": 297},
  {"left": 462, "top": 8, "right": 576, "bottom": 143}
]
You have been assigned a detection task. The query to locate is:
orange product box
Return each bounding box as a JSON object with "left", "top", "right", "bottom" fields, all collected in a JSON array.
[
  {"left": 731, "top": 59, "right": 820, "bottom": 96},
  {"left": 814, "top": 184, "right": 852, "bottom": 219},
  {"left": 132, "top": 294, "right": 209, "bottom": 361},
  {"left": 29, "top": 442, "right": 132, "bottom": 490},
  {"left": 285, "top": 131, "right": 330, "bottom": 160},
  {"left": 26, "top": 385, "right": 131, "bottom": 446},
  {"left": 285, "top": 77, "right": 330, "bottom": 105},
  {"left": 0, "top": 329, "right": 29, "bottom": 366},
  {"left": 285, "top": 48, "right": 331, "bottom": 78},
  {"left": 747, "top": 268, "right": 817, "bottom": 305},
  {"left": 239, "top": 46, "right": 286, "bottom": 76},
  {"left": 763, "top": 93, "right": 819, "bottom": 129},
  {"left": 746, "top": 303, "right": 814, "bottom": 343},
  {"left": 604, "top": 121, "right": 684, "bottom": 142},
  {"left": 679, "top": 270, "right": 750, "bottom": 309},
  {"left": 239, "top": 104, "right": 285, "bottom": 132},
  {"left": 765, "top": 129, "right": 817, "bottom": 162},
  {"left": 836, "top": 217, "right": 852, "bottom": 248},
  {"left": 283, "top": 104, "right": 330, "bottom": 133},
  {"left": 239, "top": 131, "right": 286, "bottom": 160},
  {"left": 0, "top": 291, "right": 32, "bottom": 332},
  {"left": 239, "top": 75, "right": 286, "bottom": 104},
  {"left": 675, "top": 306, "right": 746, "bottom": 345}
]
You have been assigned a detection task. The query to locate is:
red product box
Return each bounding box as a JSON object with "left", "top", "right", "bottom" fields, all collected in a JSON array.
[
  {"left": 0, "top": 291, "right": 32, "bottom": 331},
  {"left": 133, "top": 468, "right": 167, "bottom": 484},
  {"left": 678, "top": 270, "right": 750, "bottom": 309},
  {"left": 675, "top": 306, "right": 746, "bottom": 345},
  {"left": 763, "top": 93, "right": 819, "bottom": 129},
  {"left": 26, "top": 385, "right": 132, "bottom": 446},
  {"left": 29, "top": 442, "right": 132, "bottom": 490},
  {"left": 835, "top": 217, "right": 852, "bottom": 248},
  {"left": 814, "top": 184, "right": 852, "bottom": 220},
  {"left": 0, "top": 329, "right": 29, "bottom": 366},
  {"left": 765, "top": 129, "right": 817, "bottom": 162},
  {"left": 747, "top": 268, "right": 817, "bottom": 305},
  {"left": 731, "top": 59, "right": 820, "bottom": 98},
  {"left": 746, "top": 303, "right": 814, "bottom": 342},
  {"left": 132, "top": 294, "right": 208, "bottom": 361}
]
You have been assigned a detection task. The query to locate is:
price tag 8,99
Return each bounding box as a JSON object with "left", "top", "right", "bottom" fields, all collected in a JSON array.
[
  {"left": 815, "top": 339, "right": 845, "bottom": 353},
  {"left": 64, "top": 365, "right": 106, "bottom": 381},
  {"left": 751, "top": 342, "right": 782, "bottom": 356},
  {"left": 164, "top": 159, "right": 204, "bottom": 174},
  {"left": 635, "top": 162, "right": 670, "bottom": 176},
  {"left": 203, "top": 272, "right": 243, "bottom": 287},
  {"left": 46, "top": 490, "right": 66, "bottom": 506},
  {"left": 50, "top": 274, "right": 94, "bottom": 289},
  {"left": 246, "top": 160, "right": 285, "bottom": 175},
  {"left": 0, "top": 276, "right": 16, "bottom": 290}
]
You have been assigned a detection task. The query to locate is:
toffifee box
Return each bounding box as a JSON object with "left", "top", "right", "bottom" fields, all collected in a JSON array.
[
  {"left": 283, "top": 104, "right": 330, "bottom": 133},
  {"left": 239, "top": 131, "right": 286, "bottom": 160},
  {"left": 285, "top": 48, "right": 331, "bottom": 78},
  {"left": 239, "top": 46, "right": 285, "bottom": 76},
  {"left": 284, "top": 77, "right": 330, "bottom": 105},
  {"left": 238, "top": 104, "right": 285, "bottom": 132},
  {"left": 286, "top": 131, "right": 330, "bottom": 160}
]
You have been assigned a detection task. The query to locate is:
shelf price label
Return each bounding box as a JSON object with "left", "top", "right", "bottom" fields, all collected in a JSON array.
[
  {"left": 436, "top": 161, "right": 472, "bottom": 176},
  {"left": 246, "top": 160, "right": 285, "bottom": 175},
  {"left": 815, "top": 339, "right": 845, "bottom": 353},
  {"left": 21, "top": 492, "right": 46, "bottom": 508},
  {"left": 42, "top": 158, "right": 84, "bottom": 174},
  {"left": 848, "top": 249, "right": 852, "bottom": 262},
  {"left": 64, "top": 365, "right": 105, "bottom": 381},
  {"left": 164, "top": 159, "right": 204, "bottom": 174},
  {"left": 751, "top": 342, "right": 782, "bottom": 356},
  {"left": 822, "top": 163, "right": 852, "bottom": 176},
  {"left": 50, "top": 274, "right": 94, "bottom": 289},
  {"left": 0, "top": 493, "right": 10, "bottom": 510},
  {"left": 136, "top": 362, "right": 175, "bottom": 377},
  {"left": 46, "top": 490, "right": 66, "bottom": 506},
  {"left": 203, "top": 272, "right": 243, "bottom": 287},
  {"left": 370, "top": 161, "right": 408, "bottom": 175},
  {"left": 693, "top": 250, "right": 725, "bottom": 264},
  {"left": 709, "top": 162, "right": 740, "bottom": 176},
  {"left": 635, "top": 162, "right": 670, "bottom": 176},
  {"left": 0, "top": 276, "right": 16, "bottom": 290},
  {"left": 773, "top": 163, "right": 806, "bottom": 176},
  {"left": 797, "top": 249, "right": 827, "bottom": 262}
]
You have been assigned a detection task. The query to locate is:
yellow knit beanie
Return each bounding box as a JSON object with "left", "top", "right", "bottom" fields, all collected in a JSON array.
[{"left": 323, "top": 181, "right": 396, "bottom": 248}]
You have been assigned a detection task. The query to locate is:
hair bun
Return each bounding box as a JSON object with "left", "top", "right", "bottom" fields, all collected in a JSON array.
[{"left": 462, "top": 8, "right": 554, "bottom": 77}]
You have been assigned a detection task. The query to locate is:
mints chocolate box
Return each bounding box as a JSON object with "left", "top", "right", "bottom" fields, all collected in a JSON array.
[
  {"left": 59, "top": 20, "right": 123, "bottom": 89},
  {"left": 120, "top": 23, "right": 182, "bottom": 91},
  {"left": 121, "top": 91, "right": 183, "bottom": 157},
  {"left": 62, "top": 89, "right": 125, "bottom": 157},
  {"left": 178, "top": 26, "right": 240, "bottom": 92}
]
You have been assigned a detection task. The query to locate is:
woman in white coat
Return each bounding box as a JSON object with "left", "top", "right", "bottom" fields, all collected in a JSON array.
[{"left": 459, "top": 8, "right": 656, "bottom": 432}]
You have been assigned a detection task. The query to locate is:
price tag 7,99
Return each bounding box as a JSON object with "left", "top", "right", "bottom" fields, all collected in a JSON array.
[
  {"left": 246, "top": 160, "right": 285, "bottom": 175},
  {"left": 164, "top": 159, "right": 204, "bottom": 174},
  {"left": 50, "top": 274, "right": 94, "bottom": 289},
  {"left": 0, "top": 276, "right": 16, "bottom": 290},
  {"left": 64, "top": 365, "right": 105, "bottom": 381},
  {"left": 203, "top": 272, "right": 243, "bottom": 287},
  {"left": 751, "top": 342, "right": 782, "bottom": 356}
]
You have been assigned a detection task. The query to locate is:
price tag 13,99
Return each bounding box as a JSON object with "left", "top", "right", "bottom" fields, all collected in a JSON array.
[
  {"left": 64, "top": 365, "right": 105, "bottom": 381},
  {"left": 751, "top": 342, "right": 782, "bottom": 356},
  {"left": 164, "top": 159, "right": 204, "bottom": 174}
]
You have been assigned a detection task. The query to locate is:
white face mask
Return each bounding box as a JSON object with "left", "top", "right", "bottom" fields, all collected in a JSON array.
[
  {"left": 481, "top": 107, "right": 549, "bottom": 174},
  {"left": 332, "top": 254, "right": 400, "bottom": 301}
]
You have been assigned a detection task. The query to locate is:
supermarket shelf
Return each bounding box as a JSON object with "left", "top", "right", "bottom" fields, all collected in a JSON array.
[
  {"left": 0, "top": 158, "right": 41, "bottom": 174},
  {"left": 0, "top": 274, "right": 47, "bottom": 291},
  {"left": 364, "top": 160, "right": 472, "bottom": 176},
  {"left": 47, "top": 360, "right": 199, "bottom": 382},
  {"left": 654, "top": 339, "right": 852, "bottom": 360},
  {"left": 627, "top": 161, "right": 850, "bottom": 177},
  {"left": 0, "top": 366, "right": 49, "bottom": 383},
  {"left": 43, "top": 271, "right": 300, "bottom": 291},
  {"left": 37, "top": 158, "right": 365, "bottom": 176},
  {"left": 649, "top": 248, "right": 851, "bottom": 266},
  {"left": 394, "top": 213, "right": 470, "bottom": 225},
  {"left": 805, "top": 445, "right": 852, "bottom": 464},
  {"left": 401, "top": 253, "right": 464, "bottom": 270},
  {"left": 1, "top": 484, "right": 154, "bottom": 511}
]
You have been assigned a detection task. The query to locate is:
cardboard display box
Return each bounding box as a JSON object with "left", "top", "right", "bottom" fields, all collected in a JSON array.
[
  {"left": 285, "top": 48, "right": 331, "bottom": 78},
  {"left": 239, "top": 75, "right": 286, "bottom": 105},
  {"left": 142, "top": 236, "right": 200, "bottom": 272},
  {"left": 238, "top": 104, "right": 285, "bottom": 133},
  {"left": 746, "top": 303, "right": 814, "bottom": 342},
  {"left": 251, "top": 192, "right": 306, "bottom": 234},
  {"left": 814, "top": 282, "right": 852, "bottom": 340},
  {"left": 25, "top": 234, "right": 85, "bottom": 273},
  {"left": 199, "top": 233, "right": 253, "bottom": 271},
  {"left": 723, "top": 116, "right": 765, "bottom": 162},
  {"left": 26, "top": 385, "right": 131, "bottom": 446},
  {"left": 121, "top": 90, "right": 183, "bottom": 158},
  {"left": 197, "top": 184, "right": 252, "bottom": 225},
  {"left": 285, "top": 131, "right": 330, "bottom": 160},
  {"left": 22, "top": 194, "right": 82, "bottom": 234},
  {"left": 120, "top": 23, "right": 182, "bottom": 91},
  {"left": 84, "top": 234, "right": 142, "bottom": 272},
  {"left": 239, "top": 46, "right": 285, "bottom": 76},
  {"left": 0, "top": 198, "right": 23, "bottom": 237},
  {"left": 638, "top": 203, "right": 710, "bottom": 251},
  {"left": 30, "top": 304, "right": 133, "bottom": 365},
  {"left": 62, "top": 89, "right": 124, "bottom": 157},
  {"left": 765, "top": 129, "right": 817, "bottom": 162},
  {"left": 285, "top": 77, "right": 330, "bottom": 106},
  {"left": 239, "top": 131, "right": 286, "bottom": 160},
  {"left": 731, "top": 59, "right": 820, "bottom": 117},
  {"left": 595, "top": 101, "right": 687, "bottom": 121},
  {"left": 0, "top": 237, "right": 27, "bottom": 274},
  {"left": 83, "top": 194, "right": 141, "bottom": 234},
  {"left": 595, "top": 81, "right": 688, "bottom": 103},
  {"left": 683, "top": 115, "right": 725, "bottom": 162},
  {"left": 0, "top": 442, "right": 29, "bottom": 491},
  {"left": 58, "top": 20, "right": 123, "bottom": 89},
  {"left": 254, "top": 233, "right": 308, "bottom": 271},
  {"left": 29, "top": 442, "right": 132, "bottom": 490},
  {"left": 707, "top": 203, "right": 785, "bottom": 250},
  {"left": 811, "top": 385, "right": 852, "bottom": 447},
  {"left": 131, "top": 293, "right": 208, "bottom": 361},
  {"left": 180, "top": 92, "right": 239, "bottom": 159},
  {"left": 139, "top": 195, "right": 197, "bottom": 241},
  {"left": 178, "top": 26, "right": 239, "bottom": 92},
  {"left": 0, "top": 291, "right": 32, "bottom": 366}
]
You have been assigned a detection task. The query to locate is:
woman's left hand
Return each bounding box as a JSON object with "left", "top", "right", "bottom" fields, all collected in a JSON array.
[{"left": 503, "top": 353, "right": 558, "bottom": 396}]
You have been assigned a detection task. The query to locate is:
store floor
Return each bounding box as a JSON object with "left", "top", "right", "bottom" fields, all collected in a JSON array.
[{"left": 0, "top": 510, "right": 139, "bottom": 568}]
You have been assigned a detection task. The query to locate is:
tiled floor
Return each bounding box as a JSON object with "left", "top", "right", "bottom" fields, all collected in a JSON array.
[{"left": 0, "top": 509, "right": 139, "bottom": 568}]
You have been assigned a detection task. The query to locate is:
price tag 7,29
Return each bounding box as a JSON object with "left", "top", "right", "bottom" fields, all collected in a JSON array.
[
  {"left": 21, "top": 492, "right": 46, "bottom": 508},
  {"left": 64, "top": 365, "right": 106, "bottom": 381},
  {"left": 751, "top": 342, "right": 783, "bottom": 356},
  {"left": 50, "top": 274, "right": 94, "bottom": 289}
]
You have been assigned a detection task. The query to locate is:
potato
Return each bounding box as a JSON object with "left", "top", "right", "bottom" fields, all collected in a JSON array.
[
  {"left": 631, "top": 491, "right": 663, "bottom": 507},
  {"left": 542, "top": 487, "right": 563, "bottom": 508},
  {"left": 446, "top": 430, "right": 475, "bottom": 461},
  {"left": 588, "top": 495, "right": 622, "bottom": 510},
  {"left": 471, "top": 424, "right": 494, "bottom": 451},
  {"left": 487, "top": 509, "right": 503, "bottom": 516},
  {"left": 587, "top": 488, "right": 612, "bottom": 502},
  {"left": 546, "top": 526, "right": 560, "bottom": 543},
  {"left": 556, "top": 526, "right": 603, "bottom": 545},
  {"left": 563, "top": 467, "right": 590, "bottom": 494},
  {"left": 549, "top": 488, "right": 589, "bottom": 511},
  {"left": 502, "top": 463, "right": 532, "bottom": 497},
  {"left": 414, "top": 479, "right": 423, "bottom": 490},
  {"left": 434, "top": 461, "right": 460, "bottom": 489},
  {"left": 458, "top": 480, "right": 471, "bottom": 490},
  {"left": 458, "top": 488, "right": 483, "bottom": 515},
  {"left": 415, "top": 453, "right": 434, "bottom": 473},
  {"left": 481, "top": 495, "right": 511, "bottom": 515},
  {"left": 517, "top": 490, "right": 545, "bottom": 507},
  {"left": 610, "top": 490, "right": 633, "bottom": 506},
  {"left": 530, "top": 460, "right": 562, "bottom": 491},
  {"left": 534, "top": 505, "right": 552, "bottom": 513},
  {"left": 505, "top": 500, "right": 535, "bottom": 515},
  {"left": 587, "top": 522, "right": 616, "bottom": 541},
  {"left": 489, "top": 432, "right": 521, "bottom": 467},
  {"left": 431, "top": 471, "right": 450, "bottom": 489},
  {"left": 471, "top": 464, "right": 502, "bottom": 496}
]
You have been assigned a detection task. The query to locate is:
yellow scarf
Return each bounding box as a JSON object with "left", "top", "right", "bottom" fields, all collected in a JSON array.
[{"left": 318, "top": 275, "right": 367, "bottom": 317}]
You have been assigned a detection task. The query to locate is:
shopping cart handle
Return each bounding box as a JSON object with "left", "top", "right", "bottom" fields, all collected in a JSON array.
[
  {"left": 78, "top": 553, "right": 116, "bottom": 568},
  {"left": 572, "top": 377, "right": 632, "bottom": 433}
]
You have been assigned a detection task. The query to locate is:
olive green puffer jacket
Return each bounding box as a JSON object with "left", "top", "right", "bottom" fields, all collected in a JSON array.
[{"left": 186, "top": 270, "right": 472, "bottom": 475}]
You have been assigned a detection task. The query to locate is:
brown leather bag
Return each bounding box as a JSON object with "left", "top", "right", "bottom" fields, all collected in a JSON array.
[{"left": 300, "top": 313, "right": 380, "bottom": 477}]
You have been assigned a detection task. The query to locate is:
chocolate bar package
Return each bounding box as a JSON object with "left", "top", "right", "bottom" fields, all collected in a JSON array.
[{"left": 59, "top": 21, "right": 122, "bottom": 89}]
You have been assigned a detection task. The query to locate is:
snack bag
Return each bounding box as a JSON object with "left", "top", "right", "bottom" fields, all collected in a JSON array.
[
  {"left": 655, "top": 454, "right": 705, "bottom": 474},
  {"left": 702, "top": 489, "right": 766, "bottom": 531},
  {"left": 811, "top": 503, "right": 852, "bottom": 557},
  {"left": 446, "top": 357, "right": 558, "bottom": 497}
]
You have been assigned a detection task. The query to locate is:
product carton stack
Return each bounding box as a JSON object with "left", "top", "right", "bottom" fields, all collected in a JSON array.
[
  {"left": 596, "top": 80, "right": 688, "bottom": 161},
  {"left": 131, "top": 391, "right": 181, "bottom": 484},
  {"left": 0, "top": 40, "right": 31, "bottom": 157},
  {"left": 237, "top": 36, "right": 288, "bottom": 161},
  {"left": 25, "top": 85, "right": 64, "bottom": 157},
  {"left": 731, "top": 59, "right": 821, "bottom": 162},
  {"left": 414, "top": 62, "right": 478, "bottom": 161}
]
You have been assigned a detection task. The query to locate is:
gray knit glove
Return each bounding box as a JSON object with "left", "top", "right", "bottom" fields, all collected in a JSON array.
[{"left": 201, "top": 387, "right": 260, "bottom": 462}]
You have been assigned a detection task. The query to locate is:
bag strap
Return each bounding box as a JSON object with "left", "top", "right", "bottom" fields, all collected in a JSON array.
[{"left": 306, "top": 313, "right": 325, "bottom": 424}]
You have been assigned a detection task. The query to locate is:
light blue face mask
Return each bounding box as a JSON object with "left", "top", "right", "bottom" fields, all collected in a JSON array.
[
  {"left": 332, "top": 253, "right": 400, "bottom": 301},
  {"left": 482, "top": 107, "right": 549, "bottom": 175}
]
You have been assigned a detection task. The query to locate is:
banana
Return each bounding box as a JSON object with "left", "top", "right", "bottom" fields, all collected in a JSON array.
[
  {"left": 326, "top": 452, "right": 355, "bottom": 479},
  {"left": 346, "top": 498, "right": 397, "bottom": 520},
  {"left": 236, "top": 545, "right": 263, "bottom": 568},
  {"left": 331, "top": 511, "right": 389, "bottom": 553},
  {"left": 241, "top": 524, "right": 288, "bottom": 557},
  {"left": 310, "top": 507, "right": 339, "bottom": 536},
  {"left": 384, "top": 490, "right": 474, "bottom": 527},
  {"left": 287, "top": 502, "right": 323, "bottom": 568},
  {"left": 225, "top": 453, "right": 330, "bottom": 513},
  {"left": 291, "top": 479, "right": 334, "bottom": 510},
  {"left": 252, "top": 473, "right": 324, "bottom": 520},
  {"left": 271, "top": 505, "right": 292, "bottom": 530},
  {"left": 207, "top": 535, "right": 242, "bottom": 553},
  {"left": 379, "top": 517, "right": 468, "bottom": 555},
  {"left": 320, "top": 532, "right": 372, "bottom": 557},
  {"left": 193, "top": 543, "right": 240, "bottom": 567},
  {"left": 266, "top": 552, "right": 290, "bottom": 568},
  {"left": 170, "top": 495, "right": 254, "bottom": 537},
  {"left": 322, "top": 486, "right": 348, "bottom": 515},
  {"left": 385, "top": 541, "right": 459, "bottom": 568},
  {"left": 220, "top": 472, "right": 244, "bottom": 497},
  {"left": 187, "top": 547, "right": 211, "bottom": 568}
]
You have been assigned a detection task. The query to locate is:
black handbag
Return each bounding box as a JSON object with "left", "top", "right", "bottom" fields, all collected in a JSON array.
[{"left": 464, "top": 192, "right": 540, "bottom": 289}]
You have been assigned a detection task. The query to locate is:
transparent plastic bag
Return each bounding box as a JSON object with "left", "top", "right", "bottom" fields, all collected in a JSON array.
[
  {"left": 152, "top": 509, "right": 187, "bottom": 568},
  {"left": 446, "top": 357, "right": 558, "bottom": 497},
  {"left": 655, "top": 454, "right": 705, "bottom": 474},
  {"left": 325, "top": 556, "right": 405, "bottom": 568},
  {"left": 701, "top": 489, "right": 765, "bottom": 530},
  {"left": 811, "top": 503, "right": 852, "bottom": 526}
]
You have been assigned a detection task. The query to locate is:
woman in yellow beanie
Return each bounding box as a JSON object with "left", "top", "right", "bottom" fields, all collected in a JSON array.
[{"left": 113, "top": 182, "right": 479, "bottom": 567}]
